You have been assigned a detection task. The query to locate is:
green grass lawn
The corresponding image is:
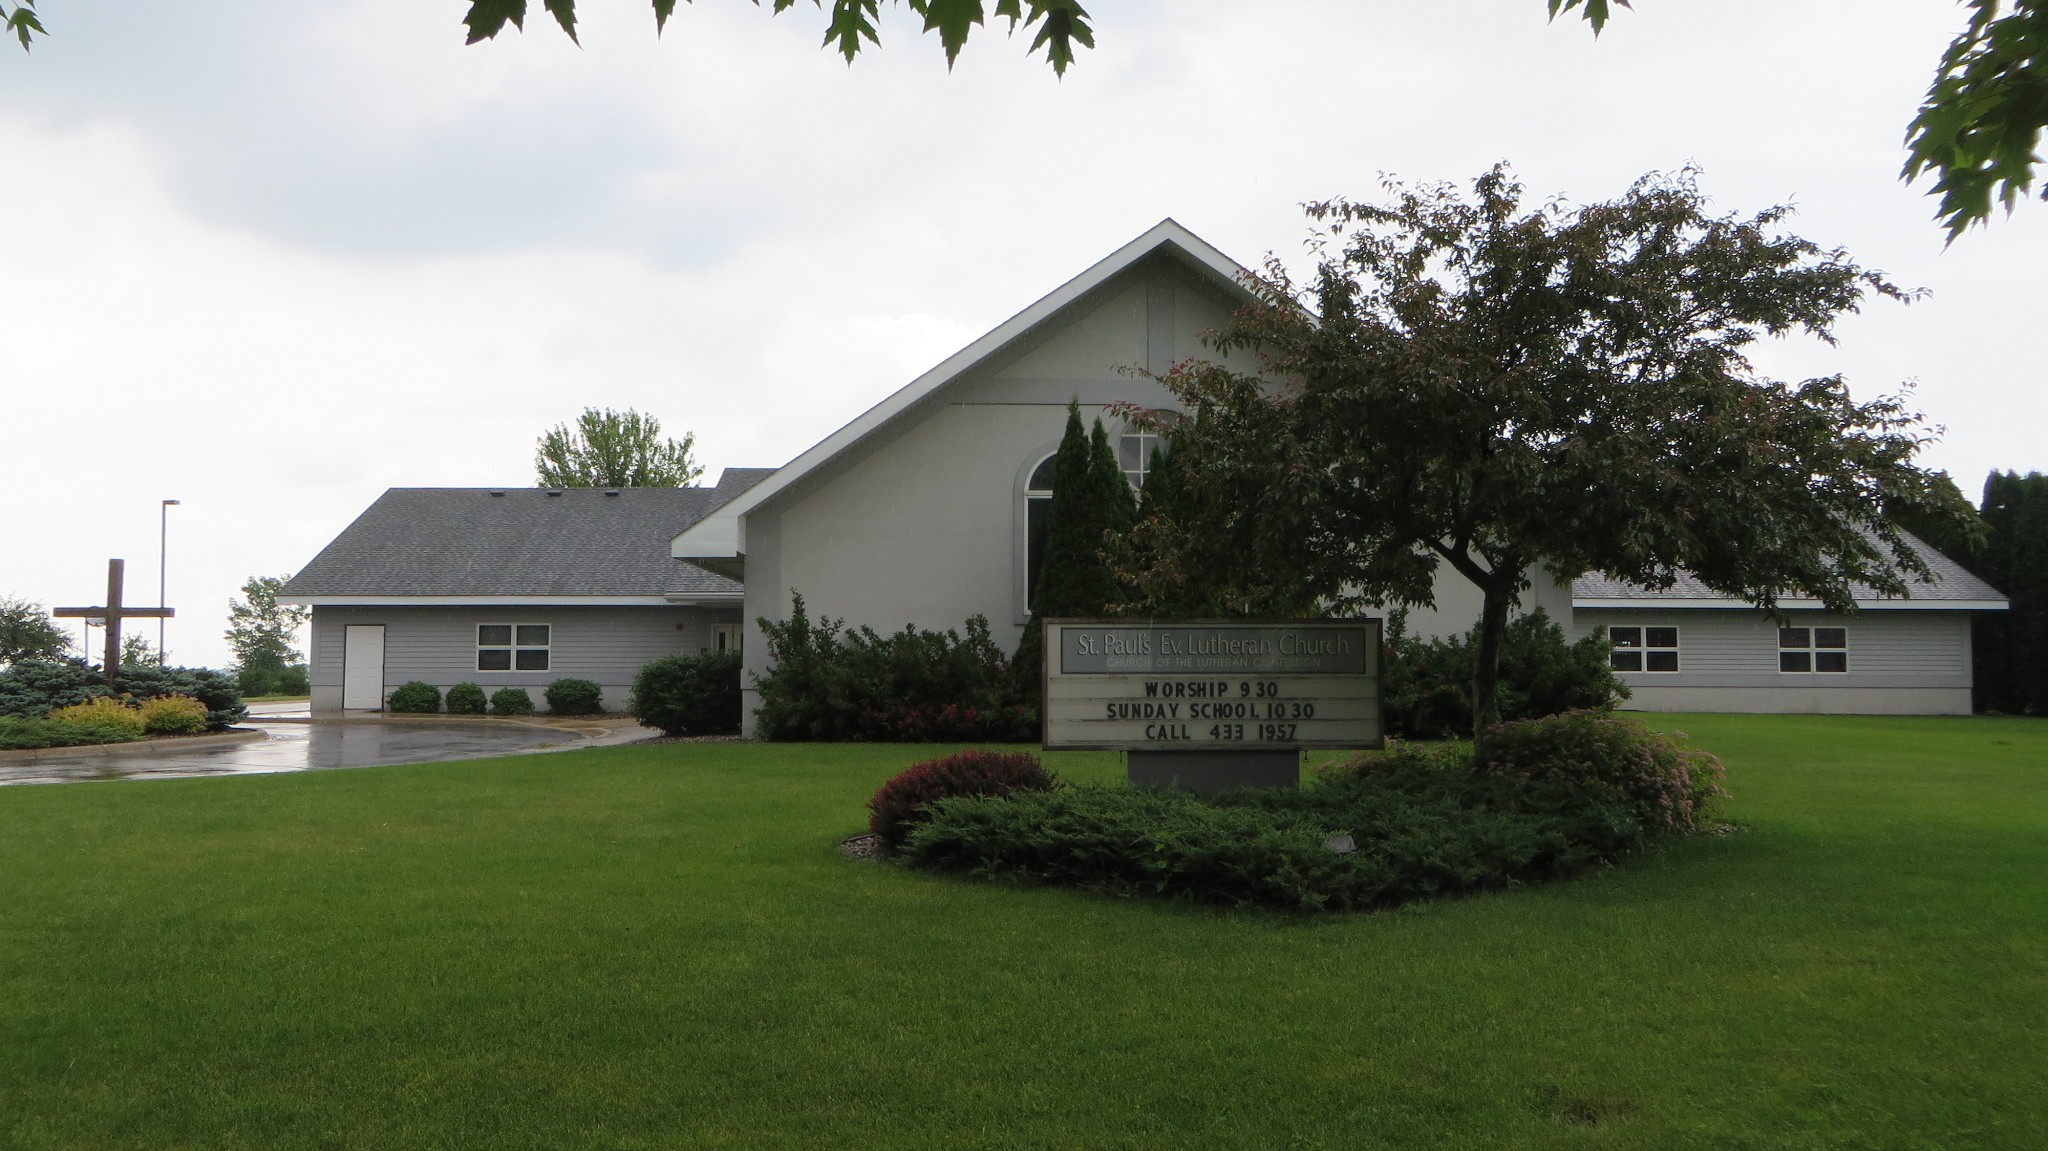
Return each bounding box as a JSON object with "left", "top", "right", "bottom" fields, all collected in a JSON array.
[{"left": 0, "top": 715, "right": 2042, "bottom": 1150}]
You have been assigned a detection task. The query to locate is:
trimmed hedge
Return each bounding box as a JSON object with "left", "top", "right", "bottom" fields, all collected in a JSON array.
[
  {"left": 629, "top": 652, "right": 741, "bottom": 736},
  {"left": 545, "top": 679, "right": 605, "bottom": 716},
  {"left": 867, "top": 750, "right": 1058, "bottom": 853},
  {"left": 386, "top": 682, "right": 441, "bottom": 714},
  {"left": 900, "top": 717, "right": 1724, "bottom": 911},
  {"left": 446, "top": 683, "right": 488, "bottom": 715},
  {"left": 490, "top": 687, "right": 535, "bottom": 716},
  {"left": 755, "top": 593, "right": 1035, "bottom": 742}
]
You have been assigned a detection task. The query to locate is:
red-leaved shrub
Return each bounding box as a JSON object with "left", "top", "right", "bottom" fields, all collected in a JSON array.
[
  {"left": 1472, "top": 710, "right": 1727, "bottom": 833},
  {"left": 867, "top": 750, "right": 1059, "bottom": 853}
]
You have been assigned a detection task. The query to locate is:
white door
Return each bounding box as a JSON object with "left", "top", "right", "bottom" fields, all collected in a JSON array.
[
  {"left": 342, "top": 625, "right": 386, "bottom": 710},
  {"left": 712, "top": 625, "right": 742, "bottom": 655}
]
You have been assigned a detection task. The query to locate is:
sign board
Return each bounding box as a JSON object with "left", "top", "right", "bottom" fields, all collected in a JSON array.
[{"left": 1042, "top": 619, "right": 1383, "bottom": 751}]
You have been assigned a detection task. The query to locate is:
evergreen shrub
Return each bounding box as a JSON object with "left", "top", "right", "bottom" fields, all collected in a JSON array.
[
  {"left": 867, "top": 749, "right": 1058, "bottom": 853},
  {"left": 629, "top": 651, "right": 741, "bottom": 736},
  {"left": 48, "top": 697, "right": 147, "bottom": 737},
  {"left": 0, "top": 661, "right": 105, "bottom": 718},
  {"left": 137, "top": 694, "right": 209, "bottom": 735},
  {"left": 902, "top": 715, "right": 1723, "bottom": 911},
  {"left": 490, "top": 687, "right": 535, "bottom": 716},
  {"left": 386, "top": 682, "right": 441, "bottom": 713},
  {"left": 114, "top": 665, "right": 247, "bottom": 728},
  {"left": 445, "top": 683, "right": 488, "bottom": 715},
  {"left": 755, "top": 593, "right": 1035, "bottom": 742},
  {"left": 545, "top": 678, "right": 605, "bottom": 716},
  {"left": 0, "top": 662, "right": 245, "bottom": 728},
  {"left": 1382, "top": 608, "right": 1626, "bottom": 739},
  {"left": 0, "top": 716, "right": 139, "bottom": 750}
]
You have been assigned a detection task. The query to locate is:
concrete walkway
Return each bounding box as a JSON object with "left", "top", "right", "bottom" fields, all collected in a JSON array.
[{"left": 0, "top": 715, "right": 659, "bottom": 787}]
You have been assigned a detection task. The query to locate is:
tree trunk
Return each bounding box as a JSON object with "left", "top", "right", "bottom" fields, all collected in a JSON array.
[{"left": 1471, "top": 580, "right": 1514, "bottom": 741}]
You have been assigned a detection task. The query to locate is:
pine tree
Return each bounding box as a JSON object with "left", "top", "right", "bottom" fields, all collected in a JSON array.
[
  {"left": 1974, "top": 471, "right": 2048, "bottom": 714},
  {"left": 1012, "top": 402, "right": 1137, "bottom": 695}
]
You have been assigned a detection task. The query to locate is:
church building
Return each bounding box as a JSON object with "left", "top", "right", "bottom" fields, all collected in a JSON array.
[{"left": 285, "top": 221, "right": 2004, "bottom": 726}]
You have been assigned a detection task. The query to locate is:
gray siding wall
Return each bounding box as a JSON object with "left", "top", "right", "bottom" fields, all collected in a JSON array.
[
  {"left": 1570, "top": 607, "right": 1974, "bottom": 715},
  {"left": 310, "top": 604, "right": 741, "bottom": 714}
]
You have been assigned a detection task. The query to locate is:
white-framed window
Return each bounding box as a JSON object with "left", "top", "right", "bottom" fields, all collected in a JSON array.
[
  {"left": 1609, "top": 626, "right": 1680, "bottom": 673},
  {"left": 478, "top": 624, "right": 550, "bottom": 672},
  {"left": 1779, "top": 626, "right": 1847, "bottom": 673},
  {"left": 1024, "top": 453, "right": 1057, "bottom": 611},
  {"left": 1118, "top": 433, "right": 1162, "bottom": 490}
]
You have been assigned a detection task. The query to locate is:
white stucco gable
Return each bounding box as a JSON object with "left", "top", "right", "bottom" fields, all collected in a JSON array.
[{"left": 671, "top": 218, "right": 1255, "bottom": 571}]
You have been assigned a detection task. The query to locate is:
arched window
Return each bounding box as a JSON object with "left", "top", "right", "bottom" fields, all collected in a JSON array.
[{"left": 1024, "top": 453, "right": 1057, "bottom": 611}]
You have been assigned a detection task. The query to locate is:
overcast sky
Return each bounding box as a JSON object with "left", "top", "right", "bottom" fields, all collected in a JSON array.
[{"left": 3, "top": 0, "right": 2042, "bottom": 670}]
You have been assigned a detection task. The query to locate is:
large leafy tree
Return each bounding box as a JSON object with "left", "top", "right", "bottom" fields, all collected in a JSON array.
[
  {"left": 534, "top": 407, "right": 702, "bottom": 488},
  {"left": 225, "top": 575, "right": 311, "bottom": 678},
  {"left": 1899, "top": 1, "right": 2048, "bottom": 238},
  {"left": 1140, "top": 165, "right": 1969, "bottom": 734},
  {"left": 0, "top": 595, "right": 69, "bottom": 668}
]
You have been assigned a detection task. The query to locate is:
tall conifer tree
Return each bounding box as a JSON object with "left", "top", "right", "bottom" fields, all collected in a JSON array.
[
  {"left": 1012, "top": 402, "right": 1137, "bottom": 696},
  {"left": 1975, "top": 471, "right": 2048, "bottom": 713}
]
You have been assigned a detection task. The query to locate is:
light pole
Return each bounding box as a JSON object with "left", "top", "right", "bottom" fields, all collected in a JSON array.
[{"left": 160, "top": 499, "right": 180, "bottom": 664}]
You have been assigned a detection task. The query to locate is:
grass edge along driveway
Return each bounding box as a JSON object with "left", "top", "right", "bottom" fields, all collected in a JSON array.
[{"left": 0, "top": 713, "right": 2041, "bottom": 1150}]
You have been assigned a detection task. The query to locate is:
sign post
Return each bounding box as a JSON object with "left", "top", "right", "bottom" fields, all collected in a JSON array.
[{"left": 1042, "top": 618, "right": 1383, "bottom": 793}]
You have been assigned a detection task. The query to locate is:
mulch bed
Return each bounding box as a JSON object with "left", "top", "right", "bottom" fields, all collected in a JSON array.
[{"left": 839, "top": 833, "right": 887, "bottom": 861}]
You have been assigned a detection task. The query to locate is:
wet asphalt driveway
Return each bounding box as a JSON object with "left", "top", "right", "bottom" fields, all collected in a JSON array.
[{"left": 0, "top": 716, "right": 621, "bottom": 787}]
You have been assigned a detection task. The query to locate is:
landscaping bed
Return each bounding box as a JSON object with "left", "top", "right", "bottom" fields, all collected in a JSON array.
[{"left": 880, "top": 712, "right": 1725, "bottom": 911}]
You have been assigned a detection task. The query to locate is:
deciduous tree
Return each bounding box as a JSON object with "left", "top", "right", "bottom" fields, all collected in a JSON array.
[
  {"left": 534, "top": 407, "right": 702, "bottom": 489},
  {"left": 119, "top": 632, "right": 163, "bottom": 669},
  {"left": 225, "top": 575, "right": 310, "bottom": 680},
  {"left": 0, "top": 595, "right": 69, "bottom": 667},
  {"left": 1140, "top": 164, "right": 1970, "bottom": 735}
]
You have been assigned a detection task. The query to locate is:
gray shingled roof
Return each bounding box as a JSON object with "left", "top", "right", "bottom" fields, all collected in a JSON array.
[
  {"left": 1571, "top": 531, "right": 2005, "bottom": 605},
  {"left": 284, "top": 470, "right": 771, "bottom": 598}
]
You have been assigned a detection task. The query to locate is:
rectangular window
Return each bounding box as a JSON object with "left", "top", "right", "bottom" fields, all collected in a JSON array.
[
  {"left": 1779, "top": 626, "right": 1847, "bottom": 673},
  {"left": 1118, "top": 433, "right": 1161, "bottom": 490},
  {"left": 478, "top": 623, "right": 550, "bottom": 672},
  {"left": 1609, "top": 625, "right": 1679, "bottom": 673}
]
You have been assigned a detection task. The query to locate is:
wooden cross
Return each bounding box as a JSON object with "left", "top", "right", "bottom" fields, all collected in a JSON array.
[{"left": 54, "top": 559, "right": 174, "bottom": 687}]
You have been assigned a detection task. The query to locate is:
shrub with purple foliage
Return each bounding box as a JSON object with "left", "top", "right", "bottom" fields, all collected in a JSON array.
[{"left": 867, "top": 750, "right": 1059, "bottom": 853}]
